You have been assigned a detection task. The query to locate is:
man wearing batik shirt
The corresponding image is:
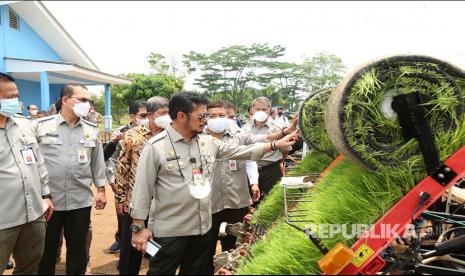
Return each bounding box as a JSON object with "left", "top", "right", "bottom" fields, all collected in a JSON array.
[{"left": 115, "top": 96, "right": 171, "bottom": 275}]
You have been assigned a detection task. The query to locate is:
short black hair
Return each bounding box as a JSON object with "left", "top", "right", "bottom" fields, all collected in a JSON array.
[
  {"left": 0, "top": 72, "right": 15, "bottom": 83},
  {"left": 129, "top": 100, "right": 147, "bottom": 115},
  {"left": 27, "top": 104, "right": 37, "bottom": 110},
  {"left": 207, "top": 100, "right": 226, "bottom": 110},
  {"left": 169, "top": 92, "right": 210, "bottom": 119},
  {"left": 55, "top": 98, "right": 63, "bottom": 113},
  {"left": 247, "top": 105, "right": 253, "bottom": 113},
  {"left": 60, "top": 84, "right": 88, "bottom": 99}
]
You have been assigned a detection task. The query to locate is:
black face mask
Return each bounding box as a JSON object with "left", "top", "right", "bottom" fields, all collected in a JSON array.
[{"left": 277, "top": 112, "right": 283, "bottom": 116}]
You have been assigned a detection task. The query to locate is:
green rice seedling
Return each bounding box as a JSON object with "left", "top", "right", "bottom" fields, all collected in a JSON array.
[
  {"left": 287, "top": 150, "right": 334, "bottom": 177},
  {"left": 251, "top": 151, "right": 334, "bottom": 228},
  {"left": 299, "top": 88, "right": 339, "bottom": 158},
  {"left": 327, "top": 56, "right": 465, "bottom": 171},
  {"left": 239, "top": 56, "right": 465, "bottom": 275},
  {"left": 238, "top": 155, "right": 452, "bottom": 275},
  {"left": 238, "top": 219, "right": 323, "bottom": 275}
]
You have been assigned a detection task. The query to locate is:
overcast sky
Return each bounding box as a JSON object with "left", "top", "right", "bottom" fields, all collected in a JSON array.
[{"left": 43, "top": 1, "right": 465, "bottom": 92}]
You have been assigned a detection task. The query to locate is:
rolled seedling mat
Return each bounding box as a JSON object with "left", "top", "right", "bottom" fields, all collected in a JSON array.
[
  {"left": 326, "top": 55, "right": 465, "bottom": 170},
  {"left": 299, "top": 87, "right": 338, "bottom": 158}
]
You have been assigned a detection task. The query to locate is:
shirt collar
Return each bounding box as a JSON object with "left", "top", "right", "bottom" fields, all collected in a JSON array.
[
  {"left": 224, "top": 128, "right": 236, "bottom": 137},
  {"left": 5, "top": 116, "right": 16, "bottom": 129},
  {"left": 165, "top": 123, "right": 186, "bottom": 142},
  {"left": 57, "top": 113, "right": 83, "bottom": 127},
  {"left": 253, "top": 118, "right": 273, "bottom": 129}
]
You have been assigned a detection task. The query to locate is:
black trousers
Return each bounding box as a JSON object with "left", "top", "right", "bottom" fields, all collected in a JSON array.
[
  {"left": 38, "top": 207, "right": 91, "bottom": 275},
  {"left": 117, "top": 213, "right": 144, "bottom": 275},
  {"left": 208, "top": 208, "right": 248, "bottom": 273},
  {"left": 258, "top": 161, "right": 283, "bottom": 203},
  {"left": 147, "top": 231, "right": 212, "bottom": 275},
  {"left": 56, "top": 222, "right": 92, "bottom": 261}
]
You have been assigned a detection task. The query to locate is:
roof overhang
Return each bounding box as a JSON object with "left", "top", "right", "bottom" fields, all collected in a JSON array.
[
  {"left": 5, "top": 58, "right": 132, "bottom": 85},
  {"left": 7, "top": 1, "right": 99, "bottom": 70}
]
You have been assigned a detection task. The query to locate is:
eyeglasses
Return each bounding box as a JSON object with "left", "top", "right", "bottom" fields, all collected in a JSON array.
[
  {"left": 70, "top": 97, "right": 93, "bottom": 105},
  {"left": 136, "top": 113, "right": 148, "bottom": 119},
  {"left": 187, "top": 112, "right": 211, "bottom": 121}
]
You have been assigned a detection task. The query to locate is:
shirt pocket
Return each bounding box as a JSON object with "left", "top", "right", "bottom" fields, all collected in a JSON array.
[
  {"left": 39, "top": 135, "right": 63, "bottom": 145},
  {"left": 83, "top": 139, "right": 96, "bottom": 148},
  {"left": 38, "top": 135, "right": 63, "bottom": 158},
  {"left": 164, "top": 158, "right": 189, "bottom": 173},
  {"left": 81, "top": 139, "right": 96, "bottom": 156}
]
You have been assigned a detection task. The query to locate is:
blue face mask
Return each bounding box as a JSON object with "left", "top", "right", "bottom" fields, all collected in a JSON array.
[{"left": 0, "top": 98, "right": 20, "bottom": 117}]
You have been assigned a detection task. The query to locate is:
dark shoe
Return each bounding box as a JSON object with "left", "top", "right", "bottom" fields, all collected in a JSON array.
[
  {"left": 6, "top": 261, "right": 14, "bottom": 270},
  {"left": 109, "top": 241, "right": 120, "bottom": 253}
]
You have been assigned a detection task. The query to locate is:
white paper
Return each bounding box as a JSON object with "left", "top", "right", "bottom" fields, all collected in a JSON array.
[
  {"left": 145, "top": 239, "right": 161, "bottom": 257},
  {"left": 280, "top": 176, "right": 314, "bottom": 188}
]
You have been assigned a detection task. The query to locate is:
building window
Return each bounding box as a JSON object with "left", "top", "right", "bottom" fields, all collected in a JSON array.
[{"left": 8, "top": 7, "right": 19, "bottom": 31}]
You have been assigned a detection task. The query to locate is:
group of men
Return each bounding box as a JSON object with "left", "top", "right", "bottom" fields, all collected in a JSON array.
[{"left": 0, "top": 70, "right": 299, "bottom": 275}]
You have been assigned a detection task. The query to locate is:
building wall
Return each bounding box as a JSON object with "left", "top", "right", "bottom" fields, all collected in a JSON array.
[
  {"left": 16, "top": 79, "right": 40, "bottom": 114},
  {"left": 50, "top": 84, "right": 62, "bottom": 105},
  {"left": 0, "top": 4, "right": 63, "bottom": 72},
  {"left": 16, "top": 79, "right": 64, "bottom": 114}
]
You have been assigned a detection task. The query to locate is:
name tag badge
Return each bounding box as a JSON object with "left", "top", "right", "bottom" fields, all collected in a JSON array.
[
  {"left": 192, "top": 168, "right": 205, "bottom": 186},
  {"left": 228, "top": 160, "right": 238, "bottom": 171},
  {"left": 77, "top": 148, "right": 89, "bottom": 163},
  {"left": 21, "top": 148, "right": 37, "bottom": 165}
]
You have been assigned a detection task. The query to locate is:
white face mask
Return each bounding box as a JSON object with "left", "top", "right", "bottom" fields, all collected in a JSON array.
[
  {"left": 207, "top": 117, "right": 229, "bottom": 133},
  {"left": 227, "top": 119, "right": 236, "bottom": 128},
  {"left": 73, "top": 102, "right": 91, "bottom": 118},
  {"left": 154, "top": 115, "right": 172, "bottom": 129},
  {"left": 187, "top": 178, "right": 211, "bottom": 199},
  {"left": 30, "top": 110, "right": 38, "bottom": 116},
  {"left": 136, "top": 118, "right": 149, "bottom": 126},
  {"left": 253, "top": 111, "right": 269, "bottom": 122}
]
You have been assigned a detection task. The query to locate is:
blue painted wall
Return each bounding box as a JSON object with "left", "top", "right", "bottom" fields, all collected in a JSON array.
[
  {"left": 50, "top": 84, "right": 62, "bottom": 104},
  {"left": 0, "top": 4, "right": 63, "bottom": 72},
  {"left": 16, "top": 79, "right": 40, "bottom": 114},
  {"left": 16, "top": 80, "right": 64, "bottom": 114}
]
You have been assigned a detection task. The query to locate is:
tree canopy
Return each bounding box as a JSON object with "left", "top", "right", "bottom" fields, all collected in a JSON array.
[{"left": 183, "top": 44, "right": 346, "bottom": 112}]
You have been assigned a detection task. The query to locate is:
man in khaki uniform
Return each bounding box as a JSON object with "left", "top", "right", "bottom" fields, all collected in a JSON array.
[
  {"left": 242, "top": 96, "right": 296, "bottom": 202},
  {"left": 0, "top": 73, "right": 54, "bottom": 275},
  {"left": 36, "top": 84, "right": 107, "bottom": 275},
  {"left": 130, "top": 92, "right": 297, "bottom": 275},
  {"left": 205, "top": 101, "right": 298, "bottom": 272}
]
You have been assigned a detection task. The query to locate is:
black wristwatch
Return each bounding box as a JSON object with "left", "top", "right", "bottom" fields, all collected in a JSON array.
[
  {"left": 42, "top": 194, "right": 52, "bottom": 200},
  {"left": 281, "top": 127, "right": 287, "bottom": 137},
  {"left": 130, "top": 224, "right": 145, "bottom": 233}
]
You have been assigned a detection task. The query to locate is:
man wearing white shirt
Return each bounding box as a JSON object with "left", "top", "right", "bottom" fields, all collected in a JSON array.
[{"left": 274, "top": 107, "right": 289, "bottom": 128}]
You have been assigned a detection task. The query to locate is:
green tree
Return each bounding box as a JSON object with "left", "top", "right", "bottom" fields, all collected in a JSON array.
[
  {"left": 300, "top": 52, "right": 346, "bottom": 94},
  {"left": 183, "top": 43, "right": 286, "bottom": 109},
  {"left": 148, "top": 52, "right": 170, "bottom": 74},
  {"left": 258, "top": 62, "right": 305, "bottom": 111},
  {"left": 91, "top": 90, "right": 128, "bottom": 125},
  {"left": 111, "top": 73, "right": 184, "bottom": 109}
]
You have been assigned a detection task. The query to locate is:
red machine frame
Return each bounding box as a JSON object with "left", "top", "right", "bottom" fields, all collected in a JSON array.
[{"left": 337, "top": 146, "right": 465, "bottom": 275}]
